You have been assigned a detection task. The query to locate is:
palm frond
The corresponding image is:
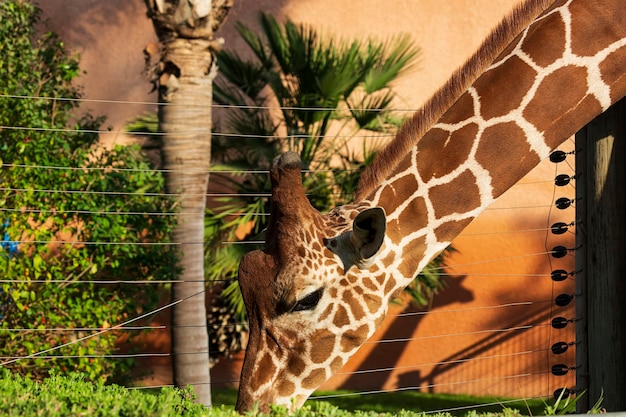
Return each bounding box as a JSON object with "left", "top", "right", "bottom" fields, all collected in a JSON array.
[
  {"left": 205, "top": 13, "right": 429, "bottom": 331},
  {"left": 348, "top": 89, "right": 396, "bottom": 131},
  {"left": 362, "top": 34, "right": 420, "bottom": 94},
  {"left": 235, "top": 20, "right": 273, "bottom": 69},
  {"left": 214, "top": 50, "right": 268, "bottom": 100}
]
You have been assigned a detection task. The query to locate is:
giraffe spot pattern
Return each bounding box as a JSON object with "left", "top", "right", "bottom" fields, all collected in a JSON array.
[
  {"left": 332, "top": 304, "right": 350, "bottom": 328},
  {"left": 524, "top": 66, "right": 601, "bottom": 148},
  {"left": 381, "top": 175, "right": 417, "bottom": 212},
  {"left": 420, "top": 124, "right": 479, "bottom": 180},
  {"left": 428, "top": 170, "right": 481, "bottom": 219},
  {"left": 364, "top": 293, "right": 383, "bottom": 314},
  {"left": 600, "top": 45, "right": 626, "bottom": 102},
  {"left": 310, "top": 329, "right": 336, "bottom": 363},
  {"left": 375, "top": 267, "right": 389, "bottom": 285},
  {"left": 399, "top": 236, "right": 427, "bottom": 279},
  {"left": 252, "top": 353, "right": 276, "bottom": 392},
  {"left": 328, "top": 287, "right": 338, "bottom": 298},
  {"left": 330, "top": 356, "right": 344, "bottom": 374},
  {"left": 362, "top": 277, "right": 379, "bottom": 292},
  {"left": 281, "top": 328, "right": 299, "bottom": 342},
  {"left": 438, "top": 91, "right": 476, "bottom": 125},
  {"left": 340, "top": 324, "right": 369, "bottom": 352},
  {"left": 520, "top": 10, "right": 566, "bottom": 68},
  {"left": 475, "top": 122, "right": 540, "bottom": 198},
  {"left": 396, "top": 196, "right": 428, "bottom": 235},
  {"left": 277, "top": 379, "right": 295, "bottom": 397},
  {"left": 302, "top": 368, "right": 327, "bottom": 389},
  {"left": 383, "top": 276, "right": 398, "bottom": 297},
  {"left": 342, "top": 290, "right": 365, "bottom": 321},
  {"left": 474, "top": 55, "right": 537, "bottom": 119},
  {"left": 318, "top": 303, "right": 333, "bottom": 322},
  {"left": 435, "top": 218, "right": 475, "bottom": 242},
  {"left": 287, "top": 353, "right": 307, "bottom": 377},
  {"left": 570, "top": 0, "right": 626, "bottom": 57}
]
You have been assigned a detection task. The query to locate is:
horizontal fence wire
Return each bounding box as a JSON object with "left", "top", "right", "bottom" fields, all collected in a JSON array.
[
  {"left": 364, "top": 323, "right": 551, "bottom": 345},
  {"left": 0, "top": 289, "right": 206, "bottom": 367},
  {"left": 0, "top": 299, "right": 555, "bottom": 334},
  {"left": 0, "top": 93, "right": 420, "bottom": 113},
  {"left": 0, "top": 164, "right": 563, "bottom": 187},
  {"left": 0, "top": 202, "right": 564, "bottom": 220},
  {"left": 0, "top": 321, "right": 553, "bottom": 351},
  {"left": 311, "top": 372, "right": 551, "bottom": 399},
  {"left": 0, "top": 347, "right": 548, "bottom": 364},
  {"left": 0, "top": 266, "right": 570, "bottom": 283},
  {"left": 336, "top": 348, "right": 550, "bottom": 376},
  {"left": 424, "top": 396, "right": 548, "bottom": 415},
  {"left": 0, "top": 272, "right": 570, "bottom": 284},
  {"left": 0, "top": 124, "right": 397, "bottom": 140}
]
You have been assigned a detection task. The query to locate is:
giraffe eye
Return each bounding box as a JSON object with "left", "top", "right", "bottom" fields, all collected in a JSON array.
[{"left": 292, "top": 288, "right": 324, "bottom": 312}]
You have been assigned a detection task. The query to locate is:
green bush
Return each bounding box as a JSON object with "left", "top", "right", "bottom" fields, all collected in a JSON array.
[
  {"left": 0, "top": 369, "right": 228, "bottom": 417},
  {"left": 0, "top": 0, "right": 178, "bottom": 382},
  {"left": 0, "top": 370, "right": 534, "bottom": 417}
]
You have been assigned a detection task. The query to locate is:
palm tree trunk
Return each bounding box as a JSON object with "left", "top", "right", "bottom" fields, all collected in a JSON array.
[
  {"left": 159, "top": 38, "right": 215, "bottom": 406},
  {"left": 146, "top": 0, "right": 234, "bottom": 406}
]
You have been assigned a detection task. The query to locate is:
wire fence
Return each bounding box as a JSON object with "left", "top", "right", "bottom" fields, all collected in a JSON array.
[{"left": 0, "top": 95, "right": 577, "bottom": 412}]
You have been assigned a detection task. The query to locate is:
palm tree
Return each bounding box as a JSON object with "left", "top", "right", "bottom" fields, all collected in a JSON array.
[
  {"left": 203, "top": 14, "right": 451, "bottom": 359},
  {"left": 143, "top": 0, "right": 234, "bottom": 406}
]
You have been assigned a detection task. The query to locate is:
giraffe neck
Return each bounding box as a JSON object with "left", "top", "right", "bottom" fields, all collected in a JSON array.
[
  {"left": 234, "top": 0, "right": 626, "bottom": 412},
  {"left": 362, "top": 0, "right": 626, "bottom": 293}
]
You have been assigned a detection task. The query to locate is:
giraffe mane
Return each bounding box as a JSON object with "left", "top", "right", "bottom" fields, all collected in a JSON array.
[{"left": 355, "top": 0, "right": 554, "bottom": 200}]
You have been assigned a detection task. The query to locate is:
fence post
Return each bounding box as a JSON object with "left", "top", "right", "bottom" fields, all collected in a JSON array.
[{"left": 575, "top": 96, "right": 626, "bottom": 412}]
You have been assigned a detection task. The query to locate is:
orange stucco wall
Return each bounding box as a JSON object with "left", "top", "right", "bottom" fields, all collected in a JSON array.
[{"left": 39, "top": 0, "right": 576, "bottom": 401}]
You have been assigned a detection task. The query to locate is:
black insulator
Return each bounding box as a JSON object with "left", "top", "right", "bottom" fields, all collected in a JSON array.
[
  {"left": 550, "top": 150, "right": 567, "bottom": 163},
  {"left": 554, "top": 387, "right": 572, "bottom": 399},
  {"left": 555, "top": 293, "right": 574, "bottom": 307},
  {"left": 552, "top": 364, "right": 570, "bottom": 376},
  {"left": 555, "top": 197, "right": 573, "bottom": 209},
  {"left": 551, "top": 341, "right": 570, "bottom": 354},
  {"left": 551, "top": 246, "right": 568, "bottom": 258},
  {"left": 551, "top": 222, "right": 570, "bottom": 235},
  {"left": 555, "top": 174, "right": 572, "bottom": 186},
  {"left": 551, "top": 269, "right": 569, "bottom": 282},
  {"left": 551, "top": 317, "right": 569, "bottom": 329}
]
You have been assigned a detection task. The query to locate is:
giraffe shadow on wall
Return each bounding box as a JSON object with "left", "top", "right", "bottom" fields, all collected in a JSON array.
[
  {"left": 402, "top": 301, "right": 557, "bottom": 394},
  {"left": 341, "top": 274, "right": 474, "bottom": 391}
]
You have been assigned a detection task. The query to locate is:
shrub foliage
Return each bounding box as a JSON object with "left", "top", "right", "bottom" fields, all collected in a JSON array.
[
  {"left": 0, "top": 0, "right": 178, "bottom": 382},
  {"left": 0, "top": 369, "right": 223, "bottom": 417}
]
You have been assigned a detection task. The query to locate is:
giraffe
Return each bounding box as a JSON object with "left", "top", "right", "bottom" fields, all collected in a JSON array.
[{"left": 235, "top": 0, "right": 626, "bottom": 412}]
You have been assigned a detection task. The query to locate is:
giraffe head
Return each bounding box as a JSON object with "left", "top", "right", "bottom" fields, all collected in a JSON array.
[{"left": 235, "top": 152, "right": 390, "bottom": 412}]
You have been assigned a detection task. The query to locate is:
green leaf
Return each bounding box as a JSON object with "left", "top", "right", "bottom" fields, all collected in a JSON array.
[{"left": 33, "top": 254, "right": 43, "bottom": 271}]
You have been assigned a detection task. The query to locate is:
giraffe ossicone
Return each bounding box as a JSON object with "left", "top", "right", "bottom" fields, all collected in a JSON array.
[{"left": 235, "top": 0, "right": 626, "bottom": 412}]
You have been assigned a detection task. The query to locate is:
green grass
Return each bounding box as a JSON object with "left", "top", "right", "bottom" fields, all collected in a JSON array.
[
  {"left": 212, "top": 388, "right": 551, "bottom": 416},
  {"left": 212, "top": 389, "right": 238, "bottom": 409},
  {"left": 0, "top": 370, "right": 567, "bottom": 417},
  {"left": 312, "top": 390, "right": 550, "bottom": 415}
]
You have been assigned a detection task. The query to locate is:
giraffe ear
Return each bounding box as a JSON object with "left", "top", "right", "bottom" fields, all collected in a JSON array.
[{"left": 350, "top": 207, "right": 386, "bottom": 262}]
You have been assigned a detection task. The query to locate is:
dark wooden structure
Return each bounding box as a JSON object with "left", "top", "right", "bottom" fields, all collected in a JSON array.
[{"left": 576, "top": 96, "right": 626, "bottom": 412}]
